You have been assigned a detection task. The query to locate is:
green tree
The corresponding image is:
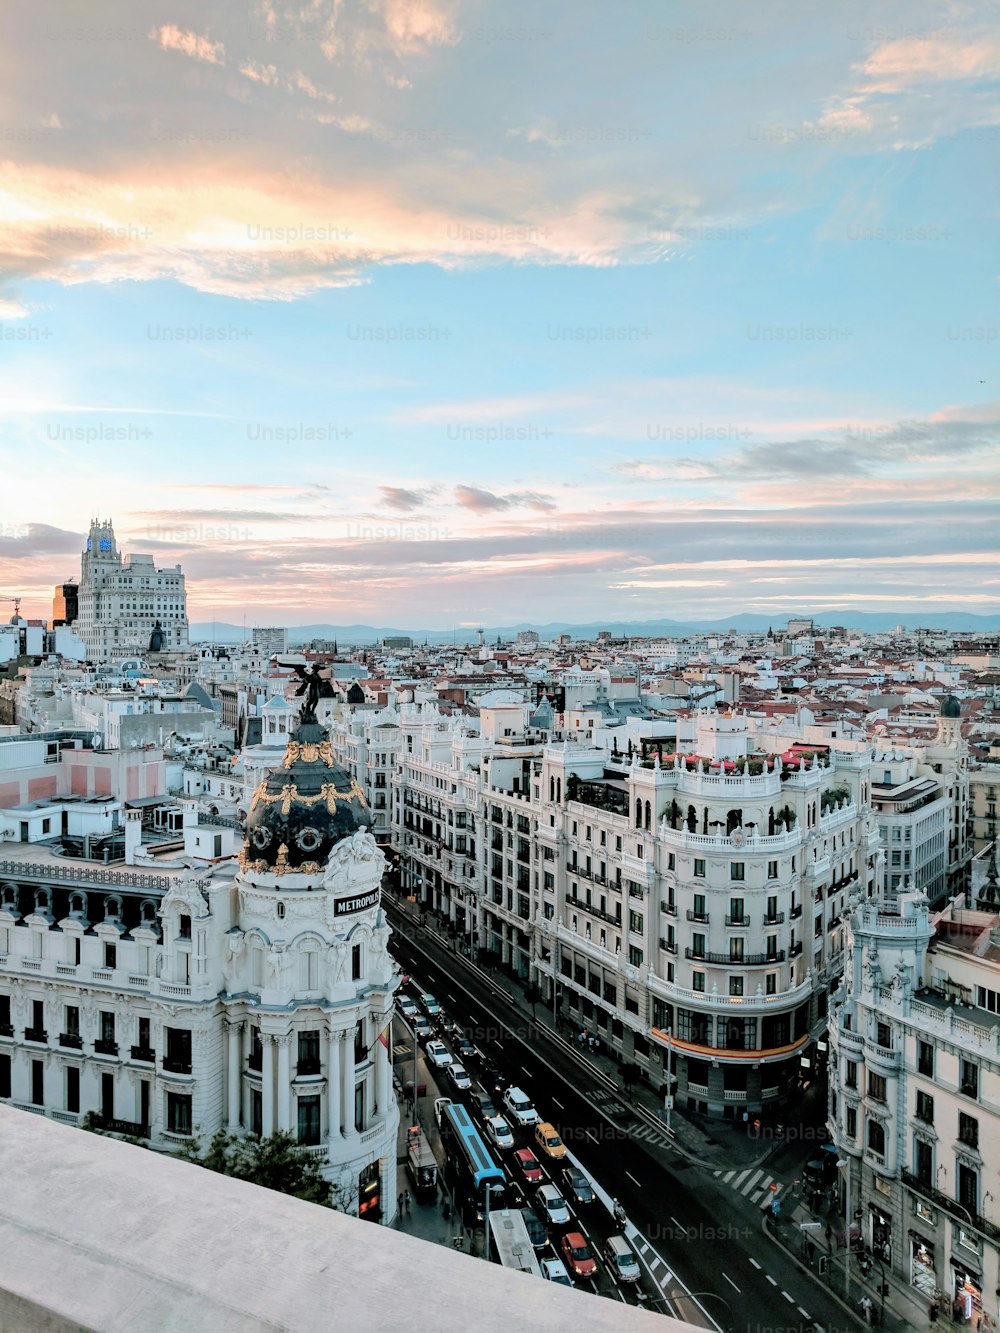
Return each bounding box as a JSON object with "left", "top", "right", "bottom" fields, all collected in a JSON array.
[{"left": 182, "top": 1129, "right": 333, "bottom": 1207}]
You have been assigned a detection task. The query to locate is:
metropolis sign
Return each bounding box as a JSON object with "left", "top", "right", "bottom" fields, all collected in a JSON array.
[{"left": 333, "top": 888, "right": 381, "bottom": 917}]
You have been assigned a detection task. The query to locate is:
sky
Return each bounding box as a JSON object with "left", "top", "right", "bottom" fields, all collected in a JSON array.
[{"left": 0, "top": 0, "right": 998, "bottom": 630}]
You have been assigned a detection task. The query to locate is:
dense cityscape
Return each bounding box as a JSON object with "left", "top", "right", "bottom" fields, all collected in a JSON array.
[{"left": 0, "top": 520, "right": 996, "bottom": 1330}]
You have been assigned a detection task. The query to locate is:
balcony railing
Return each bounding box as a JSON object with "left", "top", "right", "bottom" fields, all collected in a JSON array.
[
  {"left": 59, "top": 1032, "right": 84, "bottom": 1049},
  {"left": 94, "top": 1038, "right": 119, "bottom": 1056},
  {"left": 684, "top": 948, "right": 786, "bottom": 966},
  {"left": 296, "top": 1059, "right": 322, "bottom": 1077},
  {"left": 901, "top": 1170, "right": 1000, "bottom": 1243},
  {"left": 24, "top": 1027, "right": 47, "bottom": 1043},
  {"left": 789, "top": 941, "right": 803, "bottom": 958},
  {"left": 0, "top": 1022, "right": 14, "bottom": 1038},
  {"left": 130, "top": 1045, "right": 156, "bottom": 1063},
  {"left": 92, "top": 1116, "right": 150, "bottom": 1139},
  {"left": 686, "top": 910, "right": 709, "bottom": 923},
  {"left": 566, "top": 895, "right": 621, "bottom": 928},
  {"left": 763, "top": 913, "right": 785, "bottom": 925},
  {"left": 162, "top": 1055, "right": 192, "bottom": 1075},
  {"left": 790, "top": 904, "right": 803, "bottom": 920},
  {"left": 725, "top": 914, "right": 750, "bottom": 927}
]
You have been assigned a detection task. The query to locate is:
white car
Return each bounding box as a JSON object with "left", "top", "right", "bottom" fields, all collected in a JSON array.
[
  {"left": 540, "top": 1257, "right": 573, "bottom": 1287},
  {"left": 448, "top": 1063, "right": 472, "bottom": 1092},
  {"left": 503, "top": 1086, "right": 539, "bottom": 1127},
  {"left": 434, "top": 1097, "right": 452, "bottom": 1128},
  {"left": 425, "top": 1040, "right": 452, "bottom": 1069},
  {"left": 397, "top": 996, "right": 419, "bottom": 1020},
  {"left": 485, "top": 1115, "right": 515, "bottom": 1150}
]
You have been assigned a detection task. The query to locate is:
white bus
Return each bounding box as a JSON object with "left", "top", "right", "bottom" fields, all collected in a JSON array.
[{"left": 487, "top": 1209, "right": 542, "bottom": 1277}]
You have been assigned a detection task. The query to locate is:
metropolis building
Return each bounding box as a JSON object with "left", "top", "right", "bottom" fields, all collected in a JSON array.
[{"left": 0, "top": 712, "right": 399, "bottom": 1221}]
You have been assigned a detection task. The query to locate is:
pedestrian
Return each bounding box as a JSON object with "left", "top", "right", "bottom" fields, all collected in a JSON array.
[
  {"left": 860, "top": 1295, "right": 873, "bottom": 1325},
  {"left": 397, "top": 1192, "right": 405, "bottom": 1216},
  {"left": 403, "top": 1190, "right": 411, "bottom": 1214}
]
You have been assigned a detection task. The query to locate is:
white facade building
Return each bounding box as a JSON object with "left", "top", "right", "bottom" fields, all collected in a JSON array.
[
  {"left": 75, "top": 519, "right": 189, "bottom": 662},
  {"left": 828, "top": 886, "right": 1000, "bottom": 1327},
  {"left": 0, "top": 714, "right": 399, "bottom": 1221}
]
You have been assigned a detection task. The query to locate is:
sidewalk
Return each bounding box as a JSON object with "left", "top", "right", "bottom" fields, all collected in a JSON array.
[{"left": 766, "top": 1186, "right": 938, "bottom": 1331}]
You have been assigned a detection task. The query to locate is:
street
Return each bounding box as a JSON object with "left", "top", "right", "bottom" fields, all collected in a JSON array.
[{"left": 387, "top": 900, "right": 861, "bottom": 1332}]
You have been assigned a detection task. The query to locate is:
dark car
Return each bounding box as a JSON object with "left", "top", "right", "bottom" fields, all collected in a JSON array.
[
  {"left": 456, "top": 1038, "right": 478, "bottom": 1063},
  {"left": 471, "top": 1088, "right": 498, "bottom": 1122},
  {"left": 560, "top": 1165, "right": 596, "bottom": 1206},
  {"left": 480, "top": 1065, "right": 509, "bottom": 1098},
  {"left": 514, "top": 1206, "right": 550, "bottom": 1253}
]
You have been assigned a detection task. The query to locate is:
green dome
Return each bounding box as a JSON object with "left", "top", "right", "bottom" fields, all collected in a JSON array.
[{"left": 940, "top": 695, "right": 961, "bottom": 719}]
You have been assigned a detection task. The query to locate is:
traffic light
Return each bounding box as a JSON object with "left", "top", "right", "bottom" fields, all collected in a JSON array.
[{"left": 819, "top": 1258, "right": 828, "bottom": 1276}]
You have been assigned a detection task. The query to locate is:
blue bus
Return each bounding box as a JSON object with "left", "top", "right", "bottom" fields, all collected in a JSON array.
[{"left": 440, "top": 1101, "right": 508, "bottom": 1224}]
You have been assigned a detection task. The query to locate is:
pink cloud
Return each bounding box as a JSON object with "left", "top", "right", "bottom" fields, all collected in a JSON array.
[{"left": 151, "top": 24, "right": 226, "bottom": 66}]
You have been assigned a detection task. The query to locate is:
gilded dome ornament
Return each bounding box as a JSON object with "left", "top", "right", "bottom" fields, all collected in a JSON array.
[{"left": 242, "top": 718, "right": 373, "bottom": 873}]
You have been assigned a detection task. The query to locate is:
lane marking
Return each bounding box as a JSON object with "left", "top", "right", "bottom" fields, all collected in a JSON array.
[
  {"left": 766, "top": 1275, "right": 777, "bottom": 1286},
  {"left": 740, "top": 1170, "right": 765, "bottom": 1197},
  {"left": 670, "top": 1217, "right": 687, "bottom": 1236},
  {"left": 626, "top": 1171, "right": 641, "bottom": 1186},
  {"left": 731, "top": 1168, "right": 751, "bottom": 1189},
  {"left": 782, "top": 1291, "right": 794, "bottom": 1304},
  {"left": 798, "top": 1309, "right": 811, "bottom": 1319},
  {"left": 749, "top": 1258, "right": 762, "bottom": 1270},
  {"left": 722, "top": 1169, "right": 735, "bottom": 1182},
  {"left": 722, "top": 1274, "right": 740, "bottom": 1293},
  {"left": 552, "top": 1097, "right": 564, "bottom": 1109},
  {"left": 586, "top": 1130, "right": 599, "bottom": 1144}
]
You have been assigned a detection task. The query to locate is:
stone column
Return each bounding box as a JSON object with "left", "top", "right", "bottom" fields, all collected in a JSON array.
[
  {"left": 328, "top": 1028, "right": 341, "bottom": 1138},
  {"left": 341, "top": 1027, "right": 356, "bottom": 1136},
  {"left": 226, "top": 1021, "right": 241, "bottom": 1129},
  {"left": 277, "top": 1034, "right": 292, "bottom": 1134},
  {"left": 261, "top": 1034, "right": 275, "bottom": 1137}
]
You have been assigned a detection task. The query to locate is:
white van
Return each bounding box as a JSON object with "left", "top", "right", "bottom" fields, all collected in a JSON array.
[{"left": 605, "top": 1234, "right": 641, "bottom": 1283}]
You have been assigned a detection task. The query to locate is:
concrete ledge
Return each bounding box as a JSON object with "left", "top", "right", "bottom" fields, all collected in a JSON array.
[{"left": 0, "top": 1106, "right": 691, "bottom": 1332}]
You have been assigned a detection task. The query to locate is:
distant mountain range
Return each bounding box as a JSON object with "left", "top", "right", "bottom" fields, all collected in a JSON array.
[{"left": 189, "top": 611, "right": 1000, "bottom": 646}]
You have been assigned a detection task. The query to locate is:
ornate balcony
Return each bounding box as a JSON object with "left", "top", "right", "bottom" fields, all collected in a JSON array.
[
  {"left": 94, "top": 1038, "right": 119, "bottom": 1056},
  {"left": 58, "top": 1033, "right": 84, "bottom": 1049},
  {"left": 130, "top": 1045, "right": 156, "bottom": 1063}
]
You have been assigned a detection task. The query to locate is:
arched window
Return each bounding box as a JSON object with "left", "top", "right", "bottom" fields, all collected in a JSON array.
[
  {"left": 104, "top": 896, "right": 123, "bottom": 920},
  {"left": 644, "top": 801, "right": 652, "bottom": 831},
  {"left": 35, "top": 889, "right": 49, "bottom": 911},
  {"left": 686, "top": 805, "right": 697, "bottom": 833},
  {"left": 140, "top": 899, "right": 156, "bottom": 924},
  {"left": 867, "top": 1118, "right": 886, "bottom": 1157},
  {"left": 635, "top": 799, "right": 642, "bottom": 829}
]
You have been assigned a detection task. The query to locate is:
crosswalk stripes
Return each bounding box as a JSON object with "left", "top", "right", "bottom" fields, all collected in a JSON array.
[{"left": 713, "top": 1165, "right": 784, "bottom": 1209}]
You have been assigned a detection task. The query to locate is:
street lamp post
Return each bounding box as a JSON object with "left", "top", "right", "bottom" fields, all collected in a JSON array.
[
  {"left": 483, "top": 1181, "right": 502, "bottom": 1258},
  {"left": 838, "top": 1155, "right": 854, "bottom": 1300},
  {"left": 673, "top": 1291, "right": 735, "bottom": 1332}
]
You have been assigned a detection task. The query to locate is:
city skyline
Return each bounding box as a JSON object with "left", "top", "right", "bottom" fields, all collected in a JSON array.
[{"left": 1, "top": 1, "right": 998, "bottom": 627}]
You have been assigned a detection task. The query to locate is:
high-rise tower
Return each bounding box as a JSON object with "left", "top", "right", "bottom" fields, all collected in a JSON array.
[{"left": 75, "top": 518, "right": 189, "bottom": 661}]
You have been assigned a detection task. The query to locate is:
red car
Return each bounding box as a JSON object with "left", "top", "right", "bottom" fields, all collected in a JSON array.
[
  {"left": 560, "top": 1231, "right": 598, "bottom": 1281},
  {"left": 514, "top": 1147, "right": 543, "bottom": 1184}
]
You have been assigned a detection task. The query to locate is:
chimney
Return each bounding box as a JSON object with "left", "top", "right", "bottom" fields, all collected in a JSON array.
[{"left": 124, "top": 808, "right": 143, "bottom": 865}]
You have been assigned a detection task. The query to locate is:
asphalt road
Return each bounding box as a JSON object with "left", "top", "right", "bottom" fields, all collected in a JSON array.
[{"left": 388, "top": 901, "right": 861, "bottom": 1333}]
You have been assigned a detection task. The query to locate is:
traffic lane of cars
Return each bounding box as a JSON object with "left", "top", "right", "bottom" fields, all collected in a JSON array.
[
  {"left": 392, "top": 949, "right": 726, "bottom": 1312},
  {"left": 393, "top": 921, "right": 830, "bottom": 1330},
  {"left": 401, "top": 974, "right": 643, "bottom": 1304}
]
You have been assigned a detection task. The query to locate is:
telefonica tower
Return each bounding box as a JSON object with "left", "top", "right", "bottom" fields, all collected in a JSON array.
[{"left": 75, "top": 518, "right": 189, "bottom": 662}]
